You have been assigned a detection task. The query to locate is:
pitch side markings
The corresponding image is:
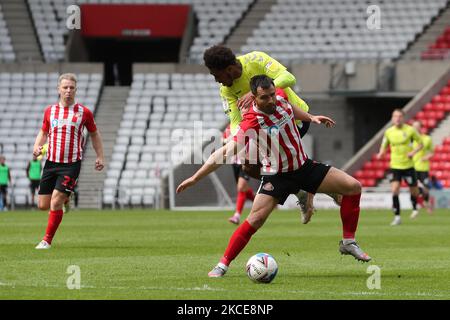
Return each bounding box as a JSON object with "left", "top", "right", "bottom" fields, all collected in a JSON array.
[{"left": 0, "top": 281, "right": 447, "bottom": 298}]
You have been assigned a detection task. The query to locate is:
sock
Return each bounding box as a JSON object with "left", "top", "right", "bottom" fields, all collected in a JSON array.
[
  {"left": 343, "top": 238, "right": 355, "bottom": 245},
  {"left": 393, "top": 195, "right": 400, "bottom": 215},
  {"left": 220, "top": 220, "right": 257, "bottom": 266},
  {"left": 43, "top": 210, "right": 63, "bottom": 244},
  {"left": 417, "top": 194, "right": 424, "bottom": 207},
  {"left": 410, "top": 194, "right": 417, "bottom": 210},
  {"left": 340, "top": 193, "right": 361, "bottom": 239},
  {"left": 245, "top": 189, "right": 255, "bottom": 201},
  {"left": 235, "top": 191, "right": 246, "bottom": 215}
]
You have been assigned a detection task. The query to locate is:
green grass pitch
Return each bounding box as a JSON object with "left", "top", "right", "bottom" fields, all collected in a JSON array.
[{"left": 0, "top": 208, "right": 449, "bottom": 300}]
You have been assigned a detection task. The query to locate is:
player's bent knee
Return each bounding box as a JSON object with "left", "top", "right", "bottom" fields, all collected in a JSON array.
[{"left": 347, "top": 178, "right": 362, "bottom": 195}]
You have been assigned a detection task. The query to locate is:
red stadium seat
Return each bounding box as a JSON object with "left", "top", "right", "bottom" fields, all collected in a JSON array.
[
  {"left": 363, "top": 162, "right": 376, "bottom": 171},
  {"left": 415, "top": 111, "right": 427, "bottom": 120},
  {"left": 374, "top": 170, "right": 385, "bottom": 179},
  {"left": 432, "top": 95, "right": 445, "bottom": 104},
  {"left": 430, "top": 162, "right": 441, "bottom": 170},
  {"left": 432, "top": 103, "right": 446, "bottom": 112},
  {"left": 443, "top": 137, "right": 450, "bottom": 145},
  {"left": 434, "top": 145, "right": 444, "bottom": 153},
  {"left": 354, "top": 170, "right": 365, "bottom": 180},
  {"left": 423, "top": 103, "right": 434, "bottom": 111},
  {"left": 440, "top": 87, "right": 450, "bottom": 95}
]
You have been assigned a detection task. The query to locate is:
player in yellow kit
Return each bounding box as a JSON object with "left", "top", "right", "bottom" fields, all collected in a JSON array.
[
  {"left": 377, "top": 109, "right": 423, "bottom": 226},
  {"left": 203, "top": 45, "right": 334, "bottom": 224},
  {"left": 411, "top": 121, "right": 434, "bottom": 216}
]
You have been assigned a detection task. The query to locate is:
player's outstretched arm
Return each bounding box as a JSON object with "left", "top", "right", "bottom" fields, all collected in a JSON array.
[
  {"left": 292, "top": 105, "right": 335, "bottom": 128},
  {"left": 90, "top": 130, "right": 104, "bottom": 171},
  {"left": 176, "top": 140, "right": 239, "bottom": 193},
  {"left": 32, "top": 129, "right": 47, "bottom": 158}
]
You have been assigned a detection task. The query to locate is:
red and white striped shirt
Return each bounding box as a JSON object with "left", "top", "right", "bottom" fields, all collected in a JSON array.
[
  {"left": 42, "top": 103, "right": 97, "bottom": 164},
  {"left": 233, "top": 88, "right": 308, "bottom": 173}
]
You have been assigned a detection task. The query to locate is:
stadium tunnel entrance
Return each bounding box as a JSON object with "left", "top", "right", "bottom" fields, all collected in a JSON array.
[
  {"left": 66, "top": 31, "right": 183, "bottom": 86},
  {"left": 65, "top": 3, "right": 194, "bottom": 86},
  {"left": 82, "top": 37, "right": 181, "bottom": 86}
]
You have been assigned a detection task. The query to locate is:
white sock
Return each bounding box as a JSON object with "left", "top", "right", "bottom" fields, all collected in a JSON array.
[
  {"left": 343, "top": 238, "right": 355, "bottom": 245},
  {"left": 217, "top": 262, "right": 228, "bottom": 270}
]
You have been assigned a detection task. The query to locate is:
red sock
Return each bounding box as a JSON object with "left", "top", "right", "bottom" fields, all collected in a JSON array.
[
  {"left": 43, "top": 210, "right": 64, "bottom": 244},
  {"left": 220, "top": 220, "right": 257, "bottom": 266},
  {"left": 235, "top": 191, "right": 246, "bottom": 214},
  {"left": 417, "top": 195, "right": 424, "bottom": 207},
  {"left": 340, "top": 194, "right": 361, "bottom": 239},
  {"left": 245, "top": 189, "right": 255, "bottom": 201}
]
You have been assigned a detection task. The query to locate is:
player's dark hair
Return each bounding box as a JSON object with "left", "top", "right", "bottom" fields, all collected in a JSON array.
[
  {"left": 203, "top": 45, "right": 237, "bottom": 70},
  {"left": 250, "top": 75, "right": 275, "bottom": 95}
]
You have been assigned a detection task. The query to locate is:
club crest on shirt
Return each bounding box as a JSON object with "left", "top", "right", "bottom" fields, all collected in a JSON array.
[
  {"left": 262, "top": 182, "right": 274, "bottom": 191},
  {"left": 51, "top": 119, "right": 58, "bottom": 127},
  {"left": 268, "top": 125, "right": 279, "bottom": 136}
]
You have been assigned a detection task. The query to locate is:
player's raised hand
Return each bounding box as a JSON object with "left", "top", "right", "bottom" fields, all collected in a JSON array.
[
  {"left": 176, "top": 177, "right": 197, "bottom": 194},
  {"left": 95, "top": 158, "right": 104, "bottom": 171},
  {"left": 311, "top": 115, "right": 336, "bottom": 128},
  {"left": 238, "top": 92, "right": 255, "bottom": 114}
]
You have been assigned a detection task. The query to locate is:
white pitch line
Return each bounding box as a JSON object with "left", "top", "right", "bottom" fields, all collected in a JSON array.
[{"left": 0, "top": 281, "right": 448, "bottom": 298}]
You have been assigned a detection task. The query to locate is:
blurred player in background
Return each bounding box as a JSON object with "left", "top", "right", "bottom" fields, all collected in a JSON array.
[
  {"left": 204, "top": 45, "right": 324, "bottom": 223},
  {"left": 177, "top": 76, "right": 371, "bottom": 277},
  {"left": 26, "top": 155, "right": 42, "bottom": 208},
  {"left": 377, "top": 109, "right": 423, "bottom": 226},
  {"left": 411, "top": 121, "right": 434, "bottom": 216},
  {"left": 33, "top": 73, "right": 104, "bottom": 249},
  {"left": 223, "top": 124, "right": 255, "bottom": 224},
  {"left": 0, "top": 155, "right": 11, "bottom": 211}
]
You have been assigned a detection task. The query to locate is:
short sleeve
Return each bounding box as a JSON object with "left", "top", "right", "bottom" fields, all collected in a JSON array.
[
  {"left": 41, "top": 106, "right": 51, "bottom": 133},
  {"left": 232, "top": 117, "right": 259, "bottom": 145},
  {"left": 83, "top": 107, "right": 97, "bottom": 132}
]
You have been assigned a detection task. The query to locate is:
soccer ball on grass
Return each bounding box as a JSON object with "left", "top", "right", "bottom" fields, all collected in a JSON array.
[{"left": 246, "top": 253, "right": 278, "bottom": 283}]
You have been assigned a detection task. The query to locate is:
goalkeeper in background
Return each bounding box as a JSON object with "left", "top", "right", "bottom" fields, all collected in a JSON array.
[{"left": 203, "top": 45, "right": 341, "bottom": 224}]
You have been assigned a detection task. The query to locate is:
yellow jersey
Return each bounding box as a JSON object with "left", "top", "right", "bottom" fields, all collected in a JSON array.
[
  {"left": 381, "top": 124, "right": 422, "bottom": 170},
  {"left": 219, "top": 51, "right": 309, "bottom": 134},
  {"left": 413, "top": 134, "right": 433, "bottom": 172}
]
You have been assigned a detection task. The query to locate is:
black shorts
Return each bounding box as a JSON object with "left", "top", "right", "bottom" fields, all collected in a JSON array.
[
  {"left": 233, "top": 164, "right": 250, "bottom": 182},
  {"left": 389, "top": 168, "right": 418, "bottom": 187},
  {"left": 416, "top": 171, "right": 430, "bottom": 187},
  {"left": 0, "top": 185, "right": 7, "bottom": 194},
  {"left": 30, "top": 180, "right": 40, "bottom": 192},
  {"left": 38, "top": 161, "right": 81, "bottom": 196},
  {"left": 257, "top": 159, "right": 331, "bottom": 205}
]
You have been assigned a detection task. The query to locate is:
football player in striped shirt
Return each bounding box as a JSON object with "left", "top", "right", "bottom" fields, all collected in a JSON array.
[
  {"left": 177, "top": 75, "right": 371, "bottom": 277},
  {"left": 203, "top": 45, "right": 341, "bottom": 225},
  {"left": 32, "top": 73, "right": 104, "bottom": 249}
]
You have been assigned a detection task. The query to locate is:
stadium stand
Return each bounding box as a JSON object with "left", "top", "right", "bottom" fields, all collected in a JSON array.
[
  {"left": 241, "top": 0, "right": 448, "bottom": 63},
  {"left": 103, "top": 72, "right": 228, "bottom": 208},
  {"left": 421, "top": 26, "right": 450, "bottom": 60},
  {"left": 353, "top": 79, "right": 450, "bottom": 187},
  {"left": 0, "top": 4, "right": 15, "bottom": 62},
  {"left": 0, "top": 72, "right": 103, "bottom": 207},
  {"left": 27, "top": 0, "right": 254, "bottom": 63}
]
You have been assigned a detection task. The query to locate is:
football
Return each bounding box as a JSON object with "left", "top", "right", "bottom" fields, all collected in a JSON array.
[{"left": 246, "top": 253, "right": 278, "bottom": 283}]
